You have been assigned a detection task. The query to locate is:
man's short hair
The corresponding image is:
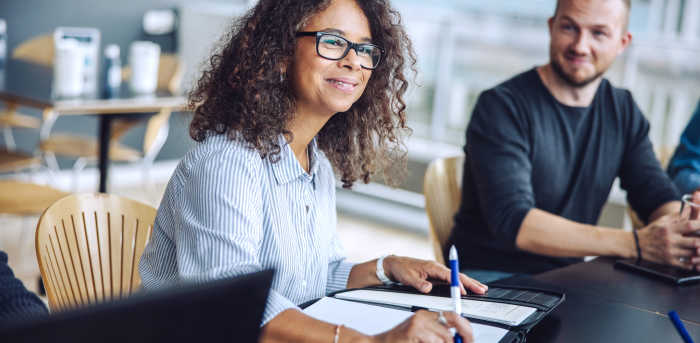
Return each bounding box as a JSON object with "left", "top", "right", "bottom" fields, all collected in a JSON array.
[{"left": 553, "top": 0, "right": 631, "bottom": 32}]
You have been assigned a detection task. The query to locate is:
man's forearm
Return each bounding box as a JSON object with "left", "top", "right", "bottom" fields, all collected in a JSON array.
[{"left": 515, "top": 208, "right": 637, "bottom": 258}]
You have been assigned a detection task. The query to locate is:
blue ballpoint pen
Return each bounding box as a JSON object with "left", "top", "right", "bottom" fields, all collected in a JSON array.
[
  {"left": 668, "top": 311, "right": 695, "bottom": 343},
  {"left": 449, "top": 245, "right": 463, "bottom": 343}
]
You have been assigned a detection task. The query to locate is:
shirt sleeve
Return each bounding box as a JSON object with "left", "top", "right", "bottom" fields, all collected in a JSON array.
[
  {"left": 325, "top": 230, "right": 355, "bottom": 294},
  {"left": 467, "top": 88, "right": 535, "bottom": 249},
  {"left": 668, "top": 101, "right": 700, "bottom": 177},
  {"left": 174, "top": 150, "right": 298, "bottom": 325},
  {"left": 619, "top": 94, "right": 680, "bottom": 223}
]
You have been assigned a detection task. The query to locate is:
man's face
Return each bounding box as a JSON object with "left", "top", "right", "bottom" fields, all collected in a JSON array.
[{"left": 548, "top": 0, "right": 631, "bottom": 87}]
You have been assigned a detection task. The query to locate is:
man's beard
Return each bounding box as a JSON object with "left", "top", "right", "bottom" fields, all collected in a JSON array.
[{"left": 550, "top": 55, "right": 605, "bottom": 88}]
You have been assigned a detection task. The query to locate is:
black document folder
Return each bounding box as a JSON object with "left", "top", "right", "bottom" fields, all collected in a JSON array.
[{"left": 324, "top": 280, "right": 565, "bottom": 343}]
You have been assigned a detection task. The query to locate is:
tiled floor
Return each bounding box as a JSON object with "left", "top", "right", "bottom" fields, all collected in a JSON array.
[{"left": 0, "top": 183, "right": 434, "bottom": 296}]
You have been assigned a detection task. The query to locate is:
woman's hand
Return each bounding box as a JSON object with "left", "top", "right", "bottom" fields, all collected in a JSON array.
[
  {"left": 371, "top": 310, "right": 473, "bottom": 343},
  {"left": 383, "top": 256, "right": 488, "bottom": 295}
]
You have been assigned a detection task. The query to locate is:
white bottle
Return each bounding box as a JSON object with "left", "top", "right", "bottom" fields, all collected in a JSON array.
[
  {"left": 129, "top": 41, "right": 160, "bottom": 94},
  {"left": 54, "top": 39, "right": 84, "bottom": 97}
]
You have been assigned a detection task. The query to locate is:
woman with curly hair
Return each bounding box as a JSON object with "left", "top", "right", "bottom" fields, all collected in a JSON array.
[{"left": 139, "top": 0, "right": 486, "bottom": 341}]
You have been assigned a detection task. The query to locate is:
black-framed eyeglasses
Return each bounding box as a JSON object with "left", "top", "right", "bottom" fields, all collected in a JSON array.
[{"left": 296, "top": 31, "right": 385, "bottom": 70}]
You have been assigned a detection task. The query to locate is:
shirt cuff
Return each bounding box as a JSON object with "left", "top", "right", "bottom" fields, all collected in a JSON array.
[
  {"left": 326, "top": 260, "right": 356, "bottom": 294},
  {"left": 261, "top": 289, "right": 299, "bottom": 326}
]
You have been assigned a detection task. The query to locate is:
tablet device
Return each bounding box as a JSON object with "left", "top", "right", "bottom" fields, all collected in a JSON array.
[{"left": 615, "top": 259, "right": 700, "bottom": 285}]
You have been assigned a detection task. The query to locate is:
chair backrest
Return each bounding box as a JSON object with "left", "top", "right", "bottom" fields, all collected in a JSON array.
[
  {"left": 35, "top": 193, "right": 156, "bottom": 311},
  {"left": 423, "top": 155, "right": 464, "bottom": 264},
  {"left": 12, "top": 34, "right": 55, "bottom": 67}
]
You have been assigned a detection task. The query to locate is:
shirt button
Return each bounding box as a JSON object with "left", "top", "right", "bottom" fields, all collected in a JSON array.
[{"left": 301, "top": 280, "right": 307, "bottom": 288}]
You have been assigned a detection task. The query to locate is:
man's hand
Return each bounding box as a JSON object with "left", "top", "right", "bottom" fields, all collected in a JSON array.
[{"left": 637, "top": 214, "right": 700, "bottom": 269}]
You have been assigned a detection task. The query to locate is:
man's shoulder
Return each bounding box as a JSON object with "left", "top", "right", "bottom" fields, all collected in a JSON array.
[
  {"left": 475, "top": 68, "right": 540, "bottom": 109},
  {"left": 490, "top": 68, "right": 539, "bottom": 95},
  {"left": 600, "top": 78, "right": 634, "bottom": 102}
]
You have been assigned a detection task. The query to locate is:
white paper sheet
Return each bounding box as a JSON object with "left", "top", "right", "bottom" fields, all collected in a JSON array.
[
  {"left": 304, "top": 297, "right": 509, "bottom": 342},
  {"left": 335, "top": 289, "right": 536, "bottom": 326}
]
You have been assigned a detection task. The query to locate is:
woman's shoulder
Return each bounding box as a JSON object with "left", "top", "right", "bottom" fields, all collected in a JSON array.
[{"left": 178, "top": 134, "right": 265, "bottom": 180}]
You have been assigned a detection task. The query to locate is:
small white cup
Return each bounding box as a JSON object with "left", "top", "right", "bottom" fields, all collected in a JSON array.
[
  {"left": 54, "top": 39, "right": 84, "bottom": 97},
  {"left": 129, "top": 41, "right": 160, "bottom": 94}
]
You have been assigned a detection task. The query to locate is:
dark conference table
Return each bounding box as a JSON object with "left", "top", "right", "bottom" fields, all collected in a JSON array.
[
  {"left": 0, "top": 60, "right": 187, "bottom": 192},
  {"left": 498, "top": 257, "right": 700, "bottom": 342}
]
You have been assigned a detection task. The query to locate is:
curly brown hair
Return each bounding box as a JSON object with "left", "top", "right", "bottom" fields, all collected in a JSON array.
[{"left": 188, "top": 0, "right": 415, "bottom": 188}]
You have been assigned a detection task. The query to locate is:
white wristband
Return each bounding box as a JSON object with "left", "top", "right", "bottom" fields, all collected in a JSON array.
[{"left": 376, "top": 254, "right": 394, "bottom": 285}]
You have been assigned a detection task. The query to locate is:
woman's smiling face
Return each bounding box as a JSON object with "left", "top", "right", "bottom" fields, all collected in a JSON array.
[{"left": 291, "top": 0, "right": 374, "bottom": 118}]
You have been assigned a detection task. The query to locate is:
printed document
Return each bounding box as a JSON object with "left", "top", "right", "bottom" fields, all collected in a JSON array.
[
  {"left": 334, "top": 289, "right": 536, "bottom": 326},
  {"left": 304, "top": 297, "right": 509, "bottom": 342}
]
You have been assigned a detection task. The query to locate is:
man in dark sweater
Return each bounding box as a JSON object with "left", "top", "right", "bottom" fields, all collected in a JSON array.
[
  {"left": 0, "top": 250, "right": 47, "bottom": 323},
  {"left": 449, "top": 0, "right": 700, "bottom": 282}
]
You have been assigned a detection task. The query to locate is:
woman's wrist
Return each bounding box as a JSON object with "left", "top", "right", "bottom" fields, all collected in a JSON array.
[{"left": 376, "top": 254, "right": 395, "bottom": 284}]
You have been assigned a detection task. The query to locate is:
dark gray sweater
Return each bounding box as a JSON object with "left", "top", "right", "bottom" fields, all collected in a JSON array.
[
  {"left": 0, "top": 251, "right": 47, "bottom": 324},
  {"left": 448, "top": 68, "right": 679, "bottom": 274}
]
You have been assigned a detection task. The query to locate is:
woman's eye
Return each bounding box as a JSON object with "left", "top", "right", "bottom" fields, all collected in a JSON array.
[{"left": 323, "top": 38, "right": 345, "bottom": 46}]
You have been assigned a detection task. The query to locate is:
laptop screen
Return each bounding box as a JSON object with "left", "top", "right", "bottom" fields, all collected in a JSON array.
[{"left": 0, "top": 270, "right": 273, "bottom": 343}]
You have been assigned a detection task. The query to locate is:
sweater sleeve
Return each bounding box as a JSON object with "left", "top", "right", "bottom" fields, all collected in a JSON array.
[
  {"left": 619, "top": 94, "right": 680, "bottom": 223},
  {"left": 0, "top": 251, "right": 48, "bottom": 323},
  {"left": 466, "top": 88, "right": 535, "bottom": 248}
]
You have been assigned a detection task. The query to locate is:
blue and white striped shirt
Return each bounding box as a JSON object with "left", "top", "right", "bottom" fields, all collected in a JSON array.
[{"left": 139, "top": 134, "right": 355, "bottom": 324}]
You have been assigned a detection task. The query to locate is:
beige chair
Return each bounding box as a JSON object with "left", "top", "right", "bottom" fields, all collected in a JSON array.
[
  {"left": 424, "top": 155, "right": 464, "bottom": 265},
  {"left": 2, "top": 40, "right": 45, "bottom": 171},
  {"left": 0, "top": 106, "right": 43, "bottom": 174},
  {"left": 0, "top": 181, "right": 69, "bottom": 293},
  {"left": 0, "top": 180, "right": 68, "bottom": 216},
  {"left": 11, "top": 34, "right": 54, "bottom": 67},
  {"left": 2, "top": 34, "right": 50, "bottom": 167},
  {"left": 35, "top": 193, "right": 156, "bottom": 311}
]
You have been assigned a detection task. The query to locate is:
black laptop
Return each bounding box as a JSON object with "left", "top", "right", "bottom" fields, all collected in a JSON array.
[{"left": 0, "top": 270, "right": 273, "bottom": 343}]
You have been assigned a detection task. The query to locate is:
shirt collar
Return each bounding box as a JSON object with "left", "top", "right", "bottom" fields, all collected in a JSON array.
[{"left": 271, "top": 135, "right": 320, "bottom": 185}]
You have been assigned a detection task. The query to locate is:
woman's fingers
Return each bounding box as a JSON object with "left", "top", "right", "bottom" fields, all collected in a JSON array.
[
  {"left": 459, "top": 273, "right": 488, "bottom": 294},
  {"left": 442, "top": 311, "right": 474, "bottom": 343}
]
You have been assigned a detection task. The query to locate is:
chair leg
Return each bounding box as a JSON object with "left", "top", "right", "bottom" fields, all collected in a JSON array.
[
  {"left": 72, "top": 158, "right": 88, "bottom": 192},
  {"left": 44, "top": 152, "right": 60, "bottom": 173},
  {"left": 2, "top": 126, "right": 16, "bottom": 151}
]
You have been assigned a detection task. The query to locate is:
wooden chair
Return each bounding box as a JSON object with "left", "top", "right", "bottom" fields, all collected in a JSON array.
[
  {"left": 11, "top": 33, "right": 54, "bottom": 67},
  {"left": 35, "top": 193, "right": 156, "bottom": 311},
  {"left": 1, "top": 34, "right": 47, "bottom": 171},
  {"left": 423, "top": 155, "right": 464, "bottom": 265},
  {"left": 0, "top": 181, "right": 68, "bottom": 216}
]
